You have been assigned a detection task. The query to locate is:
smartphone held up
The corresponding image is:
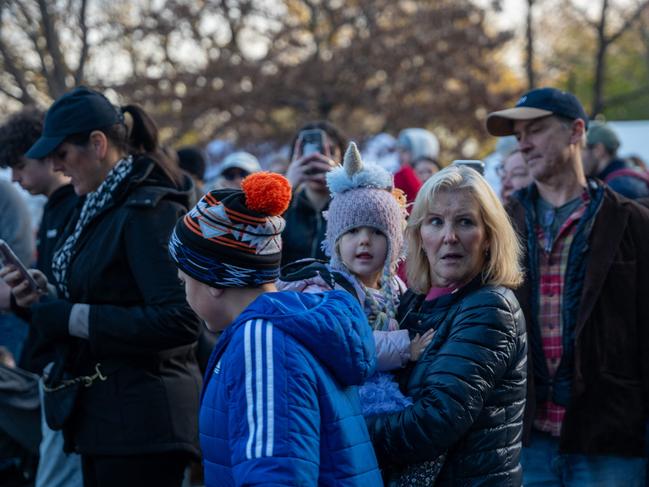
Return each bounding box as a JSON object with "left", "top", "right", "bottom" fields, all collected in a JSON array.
[
  {"left": 297, "top": 128, "right": 335, "bottom": 176},
  {"left": 451, "top": 159, "right": 485, "bottom": 175}
]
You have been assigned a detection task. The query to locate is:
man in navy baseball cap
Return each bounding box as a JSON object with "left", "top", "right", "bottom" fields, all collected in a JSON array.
[
  {"left": 486, "top": 87, "right": 588, "bottom": 137},
  {"left": 488, "top": 90, "right": 649, "bottom": 485},
  {"left": 26, "top": 86, "right": 122, "bottom": 160}
]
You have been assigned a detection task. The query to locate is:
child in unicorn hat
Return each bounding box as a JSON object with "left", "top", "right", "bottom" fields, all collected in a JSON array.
[{"left": 279, "top": 142, "right": 434, "bottom": 415}]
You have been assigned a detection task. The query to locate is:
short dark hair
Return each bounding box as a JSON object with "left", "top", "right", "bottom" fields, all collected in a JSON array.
[
  {"left": 0, "top": 107, "right": 44, "bottom": 168},
  {"left": 289, "top": 120, "right": 347, "bottom": 162}
]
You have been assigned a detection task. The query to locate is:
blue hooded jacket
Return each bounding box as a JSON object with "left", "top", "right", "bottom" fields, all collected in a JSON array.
[{"left": 200, "top": 290, "right": 383, "bottom": 486}]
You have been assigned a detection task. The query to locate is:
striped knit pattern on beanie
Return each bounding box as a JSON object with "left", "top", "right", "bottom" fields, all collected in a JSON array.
[
  {"left": 324, "top": 142, "right": 407, "bottom": 330},
  {"left": 169, "top": 172, "right": 291, "bottom": 288}
]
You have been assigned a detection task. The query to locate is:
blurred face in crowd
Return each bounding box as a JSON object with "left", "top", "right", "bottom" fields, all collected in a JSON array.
[
  {"left": 11, "top": 157, "right": 68, "bottom": 197},
  {"left": 581, "top": 142, "right": 608, "bottom": 177},
  {"left": 338, "top": 226, "right": 388, "bottom": 289},
  {"left": 513, "top": 116, "right": 577, "bottom": 183},
  {"left": 420, "top": 189, "right": 488, "bottom": 288},
  {"left": 218, "top": 167, "right": 250, "bottom": 190},
  {"left": 500, "top": 151, "right": 533, "bottom": 202},
  {"left": 397, "top": 148, "right": 412, "bottom": 166},
  {"left": 413, "top": 158, "right": 440, "bottom": 184}
]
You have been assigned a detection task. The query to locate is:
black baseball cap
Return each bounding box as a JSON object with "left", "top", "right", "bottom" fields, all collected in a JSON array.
[
  {"left": 26, "top": 86, "right": 122, "bottom": 159},
  {"left": 486, "top": 87, "right": 588, "bottom": 137}
]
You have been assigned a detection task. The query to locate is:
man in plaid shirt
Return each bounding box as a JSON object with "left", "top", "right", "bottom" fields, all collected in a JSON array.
[{"left": 487, "top": 88, "right": 649, "bottom": 486}]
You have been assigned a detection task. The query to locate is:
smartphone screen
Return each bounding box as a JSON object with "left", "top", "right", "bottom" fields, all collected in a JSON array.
[{"left": 299, "top": 129, "right": 325, "bottom": 157}]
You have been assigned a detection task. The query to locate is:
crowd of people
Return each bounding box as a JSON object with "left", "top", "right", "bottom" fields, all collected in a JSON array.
[{"left": 0, "top": 84, "right": 648, "bottom": 487}]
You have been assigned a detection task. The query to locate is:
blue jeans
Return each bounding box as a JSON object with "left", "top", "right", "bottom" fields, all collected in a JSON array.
[{"left": 522, "top": 430, "right": 646, "bottom": 486}]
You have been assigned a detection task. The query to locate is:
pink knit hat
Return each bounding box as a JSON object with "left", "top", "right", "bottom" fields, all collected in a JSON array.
[{"left": 323, "top": 142, "right": 407, "bottom": 274}]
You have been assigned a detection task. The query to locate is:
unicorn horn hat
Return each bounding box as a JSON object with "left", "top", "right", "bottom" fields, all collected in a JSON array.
[{"left": 323, "top": 142, "right": 407, "bottom": 273}]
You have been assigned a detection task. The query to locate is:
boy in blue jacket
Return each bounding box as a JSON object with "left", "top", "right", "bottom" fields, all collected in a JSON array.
[{"left": 168, "top": 172, "right": 382, "bottom": 487}]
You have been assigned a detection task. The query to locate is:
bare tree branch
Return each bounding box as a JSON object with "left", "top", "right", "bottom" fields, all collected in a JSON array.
[
  {"left": 74, "top": 0, "right": 89, "bottom": 85},
  {"left": 607, "top": 0, "right": 649, "bottom": 44},
  {"left": 37, "top": 0, "right": 69, "bottom": 96}
]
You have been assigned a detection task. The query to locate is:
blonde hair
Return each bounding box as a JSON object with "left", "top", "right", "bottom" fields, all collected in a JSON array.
[{"left": 406, "top": 165, "right": 523, "bottom": 293}]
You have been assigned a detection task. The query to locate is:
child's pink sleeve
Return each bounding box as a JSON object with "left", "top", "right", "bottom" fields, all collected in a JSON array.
[{"left": 373, "top": 329, "right": 410, "bottom": 371}]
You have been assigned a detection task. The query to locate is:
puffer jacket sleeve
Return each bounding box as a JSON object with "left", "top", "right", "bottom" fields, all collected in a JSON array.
[
  {"left": 367, "top": 288, "right": 519, "bottom": 466},
  {"left": 86, "top": 202, "right": 200, "bottom": 355},
  {"left": 226, "top": 319, "right": 321, "bottom": 486},
  {"left": 373, "top": 329, "right": 410, "bottom": 371}
]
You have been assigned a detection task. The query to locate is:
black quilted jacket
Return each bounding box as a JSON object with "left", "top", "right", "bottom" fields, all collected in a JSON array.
[{"left": 367, "top": 279, "right": 527, "bottom": 486}]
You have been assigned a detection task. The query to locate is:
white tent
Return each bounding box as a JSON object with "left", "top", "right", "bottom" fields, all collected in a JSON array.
[{"left": 607, "top": 120, "right": 649, "bottom": 167}]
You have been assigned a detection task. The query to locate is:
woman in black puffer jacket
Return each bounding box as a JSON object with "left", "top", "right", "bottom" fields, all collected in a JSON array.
[{"left": 367, "top": 165, "right": 527, "bottom": 486}]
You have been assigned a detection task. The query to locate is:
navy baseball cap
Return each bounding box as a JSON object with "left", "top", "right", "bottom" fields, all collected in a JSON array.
[
  {"left": 486, "top": 87, "right": 588, "bottom": 137},
  {"left": 26, "top": 86, "right": 122, "bottom": 159}
]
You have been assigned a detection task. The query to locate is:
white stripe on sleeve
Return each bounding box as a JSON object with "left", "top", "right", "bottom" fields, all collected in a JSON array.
[
  {"left": 244, "top": 320, "right": 255, "bottom": 460},
  {"left": 254, "top": 319, "right": 264, "bottom": 459},
  {"left": 265, "top": 322, "right": 274, "bottom": 457},
  {"left": 243, "top": 319, "right": 275, "bottom": 460}
]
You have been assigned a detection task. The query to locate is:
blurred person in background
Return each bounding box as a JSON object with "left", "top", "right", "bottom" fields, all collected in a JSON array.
[
  {"left": 413, "top": 156, "right": 441, "bottom": 184},
  {"left": 498, "top": 148, "right": 533, "bottom": 204},
  {"left": 362, "top": 132, "right": 399, "bottom": 174},
  {"left": 582, "top": 121, "right": 649, "bottom": 200},
  {"left": 177, "top": 146, "right": 206, "bottom": 201},
  {"left": 210, "top": 151, "right": 261, "bottom": 190},
  {"left": 0, "top": 107, "right": 82, "bottom": 486},
  {"left": 394, "top": 128, "right": 439, "bottom": 201},
  {"left": 0, "top": 179, "right": 33, "bottom": 365},
  {"left": 1, "top": 86, "right": 202, "bottom": 487},
  {"left": 202, "top": 139, "right": 234, "bottom": 189},
  {"left": 627, "top": 154, "right": 647, "bottom": 170},
  {"left": 0, "top": 179, "right": 35, "bottom": 484},
  {"left": 281, "top": 121, "right": 347, "bottom": 267}
]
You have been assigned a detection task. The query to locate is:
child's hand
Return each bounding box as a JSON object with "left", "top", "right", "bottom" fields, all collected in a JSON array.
[{"left": 409, "top": 328, "right": 435, "bottom": 361}]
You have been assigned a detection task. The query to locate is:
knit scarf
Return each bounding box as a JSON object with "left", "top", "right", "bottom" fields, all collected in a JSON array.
[{"left": 52, "top": 156, "right": 134, "bottom": 298}]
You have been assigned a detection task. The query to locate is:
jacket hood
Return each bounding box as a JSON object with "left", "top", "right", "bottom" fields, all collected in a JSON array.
[
  {"left": 119, "top": 155, "right": 195, "bottom": 211},
  {"left": 236, "top": 290, "right": 376, "bottom": 386}
]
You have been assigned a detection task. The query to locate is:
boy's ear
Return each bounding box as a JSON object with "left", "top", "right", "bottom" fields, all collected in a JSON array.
[{"left": 208, "top": 287, "right": 225, "bottom": 298}]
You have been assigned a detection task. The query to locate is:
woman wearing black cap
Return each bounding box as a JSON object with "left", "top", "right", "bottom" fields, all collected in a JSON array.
[{"left": 1, "top": 86, "right": 201, "bottom": 487}]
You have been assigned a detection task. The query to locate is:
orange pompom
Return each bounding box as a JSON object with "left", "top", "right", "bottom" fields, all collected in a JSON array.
[{"left": 241, "top": 172, "right": 292, "bottom": 216}]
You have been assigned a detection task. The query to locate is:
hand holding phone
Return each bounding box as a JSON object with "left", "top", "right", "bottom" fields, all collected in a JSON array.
[
  {"left": 0, "top": 240, "right": 40, "bottom": 292},
  {"left": 0, "top": 240, "right": 47, "bottom": 308},
  {"left": 287, "top": 130, "right": 334, "bottom": 187}
]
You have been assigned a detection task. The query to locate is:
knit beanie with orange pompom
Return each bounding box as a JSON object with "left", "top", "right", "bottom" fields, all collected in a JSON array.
[{"left": 169, "top": 172, "right": 292, "bottom": 288}]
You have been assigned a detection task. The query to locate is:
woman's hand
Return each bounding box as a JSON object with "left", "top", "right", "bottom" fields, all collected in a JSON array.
[
  {"left": 0, "top": 265, "right": 48, "bottom": 308},
  {"left": 409, "top": 328, "right": 435, "bottom": 361}
]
